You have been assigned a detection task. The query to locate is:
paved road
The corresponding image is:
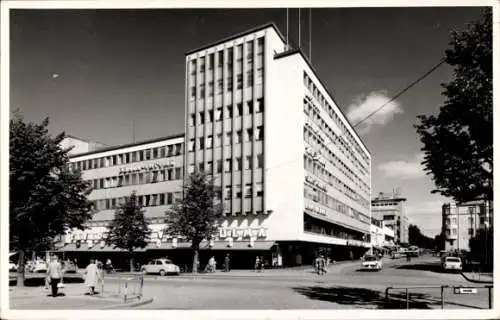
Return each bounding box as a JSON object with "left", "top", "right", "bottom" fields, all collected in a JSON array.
[
  {"left": 9, "top": 255, "right": 493, "bottom": 309},
  {"left": 110, "top": 255, "right": 492, "bottom": 309}
]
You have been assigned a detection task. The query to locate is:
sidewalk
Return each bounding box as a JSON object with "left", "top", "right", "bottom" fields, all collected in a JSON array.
[
  {"left": 9, "top": 283, "right": 153, "bottom": 310},
  {"left": 461, "top": 272, "right": 494, "bottom": 283}
]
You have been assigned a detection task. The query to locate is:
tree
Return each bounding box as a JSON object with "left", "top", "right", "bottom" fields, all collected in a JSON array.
[
  {"left": 468, "top": 227, "right": 493, "bottom": 270},
  {"left": 164, "top": 171, "right": 223, "bottom": 273},
  {"left": 10, "top": 113, "right": 93, "bottom": 287},
  {"left": 408, "top": 224, "right": 435, "bottom": 249},
  {"left": 105, "top": 192, "right": 151, "bottom": 272},
  {"left": 414, "top": 8, "right": 492, "bottom": 203}
]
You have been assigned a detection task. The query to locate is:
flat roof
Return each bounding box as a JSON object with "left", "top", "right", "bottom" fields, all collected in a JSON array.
[
  {"left": 185, "top": 22, "right": 286, "bottom": 56},
  {"left": 274, "top": 48, "right": 371, "bottom": 156},
  {"left": 69, "top": 133, "right": 185, "bottom": 158}
]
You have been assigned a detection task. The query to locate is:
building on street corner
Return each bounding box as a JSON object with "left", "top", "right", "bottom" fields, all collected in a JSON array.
[
  {"left": 56, "top": 23, "right": 372, "bottom": 269},
  {"left": 371, "top": 191, "right": 408, "bottom": 245}
]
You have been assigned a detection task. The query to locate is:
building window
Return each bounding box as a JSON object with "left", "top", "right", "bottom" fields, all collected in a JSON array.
[
  {"left": 225, "top": 131, "right": 232, "bottom": 145},
  {"left": 245, "top": 155, "right": 253, "bottom": 170},
  {"left": 189, "top": 139, "right": 195, "bottom": 152},
  {"left": 175, "top": 167, "right": 182, "bottom": 180},
  {"left": 256, "top": 98, "right": 264, "bottom": 113},
  {"left": 199, "top": 162, "right": 204, "bottom": 172},
  {"left": 227, "top": 48, "right": 233, "bottom": 64},
  {"left": 199, "top": 57, "right": 205, "bottom": 72},
  {"left": 256, "top": 126, "right": 264, "bottom": 140},
  {"left": 236, "top": 103, "right": 243, "bottom": 117},
  {"left": 227, "top": 77, "right": 233, "bottom": 91},
  {"left": 237, "top": 74, "right": 243, "bottom": 89},
  {"left": 247, "top": 70, "right": 253, "bottom": 87},
  {"left": 235, "top": 185, "right": 242, "bottom": 198},
  {"left": 188, "top": 164, "right": 195, "bottom": 174},
  {"left": 468, "top": 228, "right": 474, "bottom": 236},
  {"left": 225, "top": 158, "right": 232, "bottom": 172},
  {"left": 199, "top": 84, "right": 205, "bottom": 97},
  {"left": 216, "top": 79, "right": 223, "bottom": 93},
  {"left": 217, "top": 160, "right": 223, "bottom": 173},
  {"left": 153, "top": 148, "right": 158, "bottom": 159},
  {"left": 215, "top": 133, "right": 222, "bottom": 147},
  {"left": 257, "top": 154, "right": 263, "bottom": 168},
  {"left": 167, "top": 193, "right": 173, "bottom": 205},
  {"left": 236, "top": 157, "right": 242, "bottom": 171},
  {"left": 226, "top": 105, "right": 233, "bottom": 118},
  {"left": 160, "top": 194, "right": 165, "bottom": 205},
  {"left": 217, "top": 51, "right": 223, "bottom": 67},
  {"left": 257, "top": 37, "right": 264, "bottom": 54},
  {"left": 206, "top": 135, "right": 213, "bottom": 149},
  {"left": 208, "top": 81, "right": 214, "bottom": 96},
  {"left": 236, "top": 130, "right": 242, "bottom": 144},
  {"left": 256, "top": 183, "right": 263, "bottom": 197},
  {"left": 256, "top": 68, "right": 263, "bottom": 85},
  {"left": 208, "top": 54, "right": 214, "bottom": 70},
  {"left": 190, "top": 86, "right": 196, "bottom": 98},
  {"left": 225, "top": 186, "right": 232, "bottom": 200},
  {"left": 215, "top": 107, "right": 223, "bottom": 121},
  {"left": 207, "top": 161, "right": 213, "bottom": 173},
  {"left": 199, "top": 137, "right": 204, "bottom": 150},
  {"left": 246, "top": 128, "right": 253, "bottom": 142},
  {"left": 190, "top": 60, "right": 196, "bottom": 75},
  {"left": 452, "top": 228, "right": 457, "bottom": 235},
  {"left": 246, "top": 101, "right": 253, "bottom": 114},
  {"left": 245, "top": 184, "right": 252, "bottom": 198}
]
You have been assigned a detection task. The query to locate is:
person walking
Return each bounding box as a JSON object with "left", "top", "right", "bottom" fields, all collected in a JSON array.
[
  {"left": 46, "top": 255, "right": 63, "bottom": 297},
  {"left": 254, "top": 256, "right": 260, "bottom": 272},
  {"left": 84, "top": 259, "right": 101, "bottom": 295},
  {"left": 224, "top": 254, "right": 231, "bottom": 272}
]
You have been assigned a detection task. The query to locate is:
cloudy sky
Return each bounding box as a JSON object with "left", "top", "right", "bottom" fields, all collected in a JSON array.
[{"left": 9, "top": 5, "right": 488, "bottom": 237}]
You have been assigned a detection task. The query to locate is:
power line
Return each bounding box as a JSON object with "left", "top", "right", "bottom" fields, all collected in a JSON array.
[
  {"left": 264, "top": 57, "right": 448, "bottom": 173},
  {"left": 352, "top": 58, "right": 447, "bottom": 129}
]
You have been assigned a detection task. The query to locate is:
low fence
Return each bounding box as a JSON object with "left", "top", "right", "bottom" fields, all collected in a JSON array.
[
  {"left": 385, "top": 285, "right": 493, "bottom": 309},
  {"left": 114, "top": 275, "right": 144, "bottom": 303}
]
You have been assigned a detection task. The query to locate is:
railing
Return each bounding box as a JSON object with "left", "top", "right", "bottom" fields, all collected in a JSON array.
[
  {"left": 115, "top": 275, "right": 144, "bottom": 303},
  {"left": 385, "top": 285, "right": 493, "bottom": 309}
]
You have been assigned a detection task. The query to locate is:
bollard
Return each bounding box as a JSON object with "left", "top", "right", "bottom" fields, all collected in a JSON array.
[
  {"left": 406, "top": 288, "right": 410, "bottom": 309},
  {"left": 123, "top": 280, "right": 128, "bottom": 303},
  {"left": 440, "top": 285, "right": 446, "bottom": 309},
  {"left": 488, "top": 286, "right": 492, "bottom": 309}
]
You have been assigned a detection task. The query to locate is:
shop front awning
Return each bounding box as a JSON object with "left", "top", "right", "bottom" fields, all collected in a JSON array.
[{"left": 58, "top": 243, "right": 147, "bottom": 253}]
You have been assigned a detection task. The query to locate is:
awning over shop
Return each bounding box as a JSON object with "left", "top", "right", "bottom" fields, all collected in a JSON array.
[{"left": 58, "top": 240, "right": 276, "bottom": 252}]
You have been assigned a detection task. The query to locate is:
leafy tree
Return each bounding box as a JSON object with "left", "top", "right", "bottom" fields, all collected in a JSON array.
[
  {"left": 415, "top": 8, "right": 492, "bottom": 203},
  {"left": 468, "top": 227, "right": 493, "bottom": 270},
  {"left": 164, "top": 171, "right": 223, "bottom": 273},
  {"left": 408, "top": 224, "right": 435, "bottom": 249},
  {"left": 10, "top": 113, "right": 92, "bottom": 287},
  {"left": 105, "top": 192, "right": 151, "bottom": 272}
]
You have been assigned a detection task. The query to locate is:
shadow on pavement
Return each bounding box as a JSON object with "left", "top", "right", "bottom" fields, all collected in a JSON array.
[
  {"left": 10, "top": 277, "right": 84, "bottom": 287},
  {"left": 396, "top": 263, "right": 459, "bottom": 274},
  {"left": 292, "top": 286, "right": 439, "bottom": 309}
]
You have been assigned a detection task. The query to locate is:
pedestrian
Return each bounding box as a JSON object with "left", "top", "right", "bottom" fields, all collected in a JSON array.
[
  {"left": 260, "top": 256, "right": 265, "bottom": 272},
  {"left": 254, "top": 256, "right": 260, "bottom": 272},
  {"left": 105, "top": 258, "right": 114, "bottom": 273},
  {"left": 224, "top": 254, "right": 231, "bottom": 272},
  {"left": 46, "top": 255, "right": 63, "bottom": 297},
  {"left": 84, "top": 259, "right": 101, "bottom": 295}
]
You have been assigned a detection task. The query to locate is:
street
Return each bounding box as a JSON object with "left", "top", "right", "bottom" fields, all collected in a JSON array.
[{"left": 106, "top": 255, "right": 491, "bottom": 309}]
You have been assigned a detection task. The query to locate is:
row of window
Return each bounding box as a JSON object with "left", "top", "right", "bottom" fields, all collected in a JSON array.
[
  {"left": 304, "top": 154, "right": 370, "bottom": 210},
  {"left": 303, "top": 183, "right": 370, "bottom": 225},
  {"left": 71, "top": 143, "right": 183, "bottom": 172},
  {"left": 303, "top": 72, "right": 370, "bottom": 167},
  {"left": 304, "top": 215, "right": 366, "bottom": 242},
  {"left": 223, "top": 182, "right": 263, "bottom": 199},
  {"left": 86, "top": 167, "right": 183, "bottom": 190},
  {"left": 304, "top": 97, "right": 369, "bottom": 179},
  {"left": 189, "top": 98, "right": 264, "bottom": 126},
  {"left": 92, "top": 192, "right": 183, "bottom": 211},
  {"left": 189, "top": 38, "right": 264, "bottom": 74},
  {"left": 190, "top": 69, "right": 264, "bottom": 97},
  {"left": 188, "top": 127, "right": 264, "bottom": 151},
  {"left": 446, "top": 217, "right": 486, "bottom": 225},
  {"left": 187, "top": 154, "right": 264, "bottom": 174},
  {"left": 304, "top": 125, "right": 369, "bottom": 196},
  {"left": 372, "top": 202, "right": 400, "bottom": 207}
]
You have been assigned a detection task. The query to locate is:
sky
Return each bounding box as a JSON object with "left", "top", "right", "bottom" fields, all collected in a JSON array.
[{"left": 8, "top": 5, "right": 488, "bottom": 237}]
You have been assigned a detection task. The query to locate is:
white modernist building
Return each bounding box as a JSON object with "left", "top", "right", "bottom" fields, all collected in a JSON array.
[{"left": 185, "top": 23, "right": 372, "bottom": 265}]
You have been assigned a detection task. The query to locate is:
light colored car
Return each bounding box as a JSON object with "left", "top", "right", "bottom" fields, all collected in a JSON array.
[
  {"left": 361, "top": 255, "right": 383, "bottom": 271},
  {"left": 32, "top": 260, "right": 48, "bottom": 273},
  {"left": 142, "top": 259, "right": 180, "bottom": 276},
  {"left": 9, "top": 262, "right": 17, "bottom": 272},
  {"left": 442, "top": 256, "right": 462, "bottom": 272}
]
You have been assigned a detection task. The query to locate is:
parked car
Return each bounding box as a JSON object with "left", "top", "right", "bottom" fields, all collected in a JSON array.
[
  {"left": 391, "top": 252, "right": 402, "bottom": 259},
  {"left": 142, "top": 259, "right": 180, "bottom": 276},
  {"left": 361, "top": 255, "right": 383, "bottom": 271},
  {"left": 9, "top": 262, "right": 18, "bottom": 272},
  {"left": 442, "top": 256, "right": 463, "bottom": 272},
  {"left": 62, "top": 260, "right": 77, "bottom": 273},
  {"left": 31, "top": 260, "right": 48, "bottom": 273}
]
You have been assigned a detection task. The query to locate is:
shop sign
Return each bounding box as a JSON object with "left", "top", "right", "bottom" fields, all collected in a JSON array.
[
  {"left": 118, "top": 160, "right": 175, "bottom": 175},
  {"left": 219, "top": 227, "right": 267, "bottom": 239}
]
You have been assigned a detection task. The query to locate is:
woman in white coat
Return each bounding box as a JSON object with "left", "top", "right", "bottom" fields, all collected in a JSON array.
[{"left": 84, "top": 259, "right": 101, "bottom": 295}]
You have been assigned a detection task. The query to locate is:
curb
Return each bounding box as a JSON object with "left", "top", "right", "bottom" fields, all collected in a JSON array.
[
  {"left": 102, "top": 297, "right": 154, "bottom": 309},
  {"left": 460, "top": 272, "right": 493, "bottom": 284}
]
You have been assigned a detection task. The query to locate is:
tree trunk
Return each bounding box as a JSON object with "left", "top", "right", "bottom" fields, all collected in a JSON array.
[
  {"left": 129, "top": 250, "right": 134, "bottom": 273},
  {"left": 192, "top": 248, "right": 199, "bottom": 274},
  {"left": 16, "top": 250, "right": 25, "bottom": 287}
]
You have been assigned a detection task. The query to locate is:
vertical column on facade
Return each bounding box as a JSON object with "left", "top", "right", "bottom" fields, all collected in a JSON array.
[
  {"left": 251, "top": 35, "right": 257, "bottom": 216},
  {"left": 231, "top": 43, "right": 237, "bottom": 217},
  {"left": 203, "top": 51, "right": 209, "bottom": 177},
  {"left": 193, "top": 53, "right": 200, "bottom": 175},
  {"left": 262, "top": 33, "right": 267, "bottom": 216},
  {"left": 241, "top": 40, "right": 247, "bottom": 217},
  {"left": 212, "top": 51, "right": 218, "bottom": 179},
  {"left": 184, "top": 56, "right": 190, "bottom": 201},
  {"left": 221, "top": 45, "right": 227, "bottom": 216}
]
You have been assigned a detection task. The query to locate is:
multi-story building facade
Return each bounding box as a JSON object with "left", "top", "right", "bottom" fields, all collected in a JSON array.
[
  {"left": 57, "top": 23, "right": 372, "bottom": 268},
  {"left": 441, "top": 200, "right": 492, "bottom": 252},
  {"left": 184, "top": 23, "right": 372, "bottom": 265},
  {"left": 370, "top": 217, "right": 395, "bottom": 255},
  {"left": 372, "top": 192, "right": 408, "bottom": 245}
]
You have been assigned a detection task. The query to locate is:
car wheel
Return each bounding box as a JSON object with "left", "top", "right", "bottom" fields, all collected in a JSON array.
[{"left": 159, "top": 270, "right": 166, "bottom": 276}]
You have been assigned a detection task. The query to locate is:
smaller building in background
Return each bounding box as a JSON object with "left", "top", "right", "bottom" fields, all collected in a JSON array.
[
  {"left": 371, "top": 191, "right": 408, "bottom": 245},
  {"left": 370, "top": 217, "right": 395, "bottom": 255},
  {"left": 60, "top": 135, "right": 108, "bottom": 156},
  {"left": 441, "top": 200, "right": 492, "bottom": 252}
]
